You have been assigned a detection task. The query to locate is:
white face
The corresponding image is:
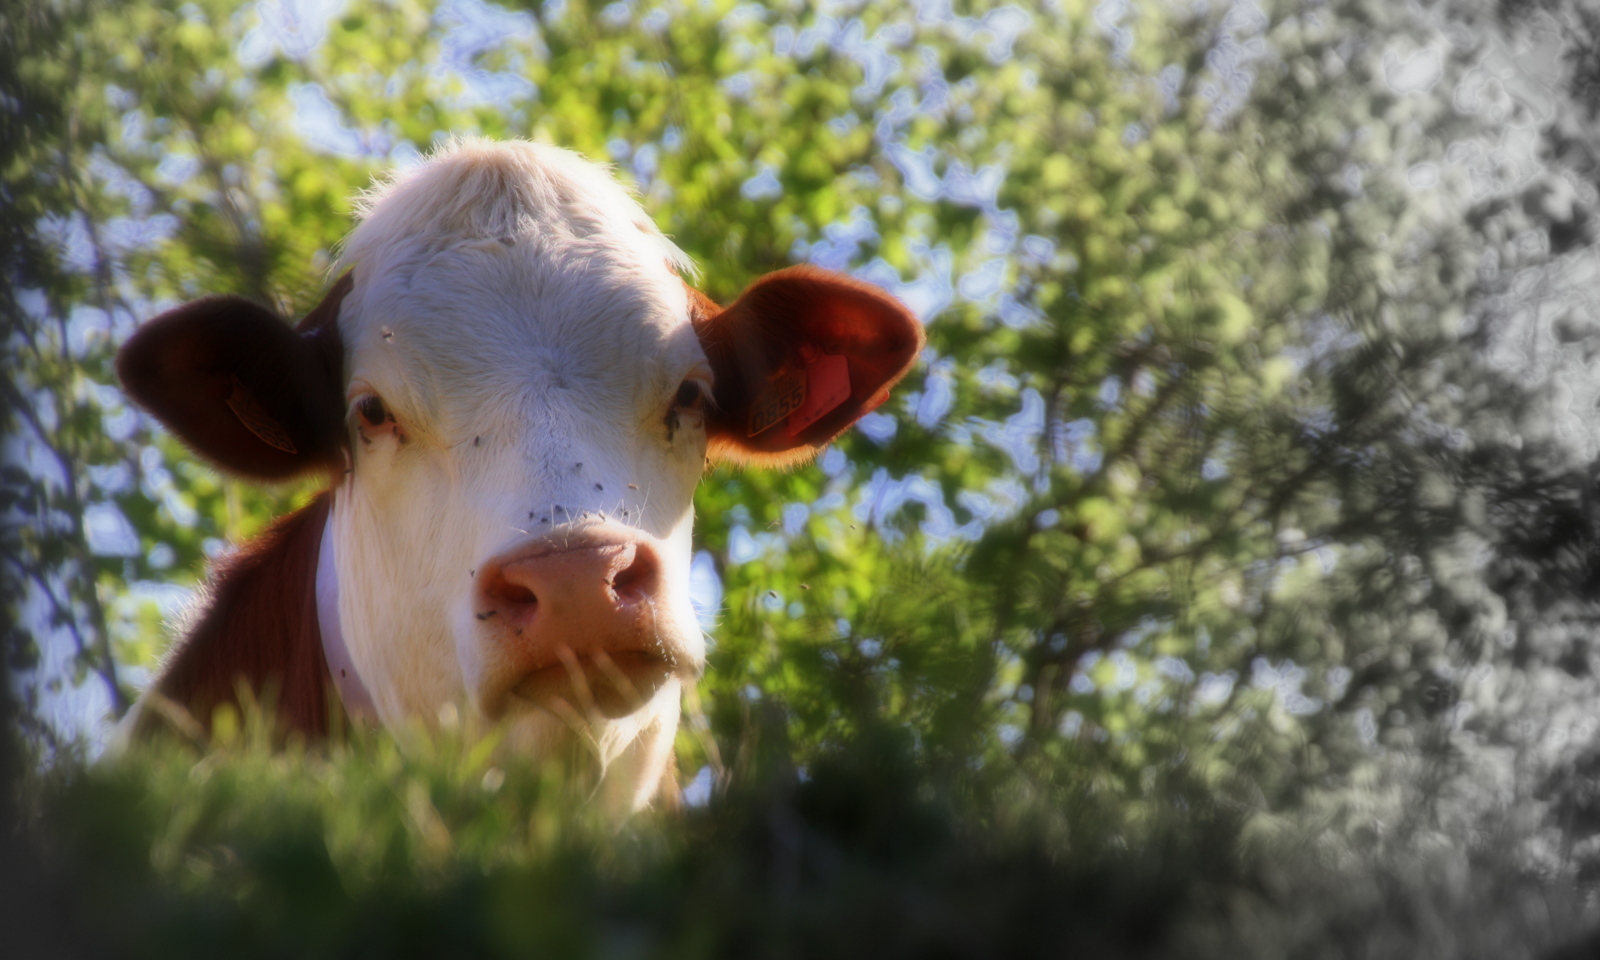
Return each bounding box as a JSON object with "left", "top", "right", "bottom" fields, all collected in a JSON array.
[{"left": 327, "top": 140, "right": 710, "bottom": 811}]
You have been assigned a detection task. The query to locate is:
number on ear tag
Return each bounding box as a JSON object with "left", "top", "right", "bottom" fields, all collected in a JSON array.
[
  {"left": 748, "top": 366, "right": 807, "bottom": 437},
  {"left": 786, "top": 353, "right": 851, "bottom": 437}
]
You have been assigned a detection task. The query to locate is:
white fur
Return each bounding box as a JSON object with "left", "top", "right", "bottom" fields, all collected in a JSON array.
[{"left": 326, "top": 139, "right": 710, "bottom": 810}]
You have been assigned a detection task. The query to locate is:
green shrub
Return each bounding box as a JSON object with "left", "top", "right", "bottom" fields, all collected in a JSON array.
[{"left": 4, "top": 705, "right": 1592, "bottom": 960}]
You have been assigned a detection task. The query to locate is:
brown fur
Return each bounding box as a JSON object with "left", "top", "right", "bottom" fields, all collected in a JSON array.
[
  {"left": 145, "top": 493, "right": 336, "bottom": 738},
  {"left": 118, "top": 275, "right": 353, "bottom": 740},
  {"left": 116, "top": 273, "right": 351, "bottom": 481}
]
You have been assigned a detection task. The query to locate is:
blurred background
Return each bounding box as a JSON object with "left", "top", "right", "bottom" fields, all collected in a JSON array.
[{"left": 9, "top": 0, "right": 1600, "bottom": 955}]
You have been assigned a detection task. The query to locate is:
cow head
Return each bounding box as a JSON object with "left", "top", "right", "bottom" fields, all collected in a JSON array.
[{"left": 117, "top": 139, "right": 922, "bottom": 810}]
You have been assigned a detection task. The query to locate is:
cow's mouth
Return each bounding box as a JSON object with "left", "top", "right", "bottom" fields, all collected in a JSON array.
[{"left": 509, "top": 648, "right": 675, "bottom": 719}]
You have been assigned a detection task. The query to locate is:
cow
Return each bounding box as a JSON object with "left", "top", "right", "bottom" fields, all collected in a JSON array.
[{"left": 114, "top": 138, "right": 922, "bottom": 811}]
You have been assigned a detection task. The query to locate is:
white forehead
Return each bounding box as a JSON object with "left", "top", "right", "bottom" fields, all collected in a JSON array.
[
  {"left": 339, "top": 137, "right": 692, "bottom": 285},
  {"left": 332, "top": 138, "right": 700, "bottom": 426}
]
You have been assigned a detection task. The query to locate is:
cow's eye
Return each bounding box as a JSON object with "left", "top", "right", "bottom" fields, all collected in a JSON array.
[
  {"left": 665, "top": 378, "right": 708, "bottom": 442},
  {"left": 674, "top": 380, "right": 704, "bottom": 410},
  {"left": 357, "top": 395, "right": 389, "bottom": 427}
]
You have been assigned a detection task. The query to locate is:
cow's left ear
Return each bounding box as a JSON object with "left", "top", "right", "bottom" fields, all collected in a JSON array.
[
  {"left": 117, "top": 272, "right": 352, "bottom": 482},
  {"left": 693, "top": 265, "right": 924, "bottom": 467}
]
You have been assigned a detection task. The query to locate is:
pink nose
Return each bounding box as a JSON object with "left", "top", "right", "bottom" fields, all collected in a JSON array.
[{"left": 473, "top": 526, "right": 680, "bottom": 719}]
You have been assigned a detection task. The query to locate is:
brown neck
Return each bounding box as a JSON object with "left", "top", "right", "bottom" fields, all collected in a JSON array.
[{"left": 150, "top": 492, "right": 336, "bottom": 738}]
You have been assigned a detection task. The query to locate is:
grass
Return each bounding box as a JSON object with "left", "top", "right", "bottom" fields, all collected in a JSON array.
[{"left": 4, "top": 704, "right": 1597, "bottom": 959}]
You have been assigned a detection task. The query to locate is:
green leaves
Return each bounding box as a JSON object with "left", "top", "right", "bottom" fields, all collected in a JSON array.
[
  {"left": 11, "top": 0, "right": 1600, "bottom": 882},
  {"left": 19, "top": 2, "right": 1600, "bottom": 951}
]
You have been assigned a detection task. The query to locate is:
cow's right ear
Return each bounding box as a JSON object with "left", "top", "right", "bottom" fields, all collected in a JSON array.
[
  {"left": 117, "top": 273, "right": 352, "bottom": 481},
  {"left": 692, "top": 266, "right": 924, "bottom": 468}
]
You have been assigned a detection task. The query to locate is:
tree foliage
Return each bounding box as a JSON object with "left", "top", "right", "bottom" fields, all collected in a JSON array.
[{"left": 10, "top": 0, "right": 1600, "bottom": 952}]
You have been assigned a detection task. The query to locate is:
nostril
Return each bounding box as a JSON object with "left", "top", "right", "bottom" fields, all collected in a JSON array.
[
  {"left": 494, "top": 582, "right": 537, "bottom": 606},
  {"left": 499, "top": 582, "right": 537, "bottom": 604},
  {"left": 610, "top": 545, "right": 658, "bottom": 602}
]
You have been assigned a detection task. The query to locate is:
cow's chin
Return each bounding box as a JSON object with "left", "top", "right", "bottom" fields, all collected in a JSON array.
[
  {"left": 505, "top": 649, "right": 676, "bottom": 719},
  {"left": 472, "top": 639, "right": 695, "bottom": 723},
  {"left": 494, "top": 677, "right": 682, "bottom": 814}
]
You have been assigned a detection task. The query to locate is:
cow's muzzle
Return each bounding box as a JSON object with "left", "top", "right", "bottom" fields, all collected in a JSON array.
[{"left": 472, "top": 524, "right": 693, "bottom": 720}]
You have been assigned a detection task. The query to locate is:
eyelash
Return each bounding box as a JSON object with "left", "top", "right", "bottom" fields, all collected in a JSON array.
[
  {"left": 666, "top": 378, "right": 708, "bottom": 441},
  {"left": 353, "top": 392, "right": 408, "bottom": 447},
  {"left": 357, "top": 395, "right": 388, "bottom": 427}
]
